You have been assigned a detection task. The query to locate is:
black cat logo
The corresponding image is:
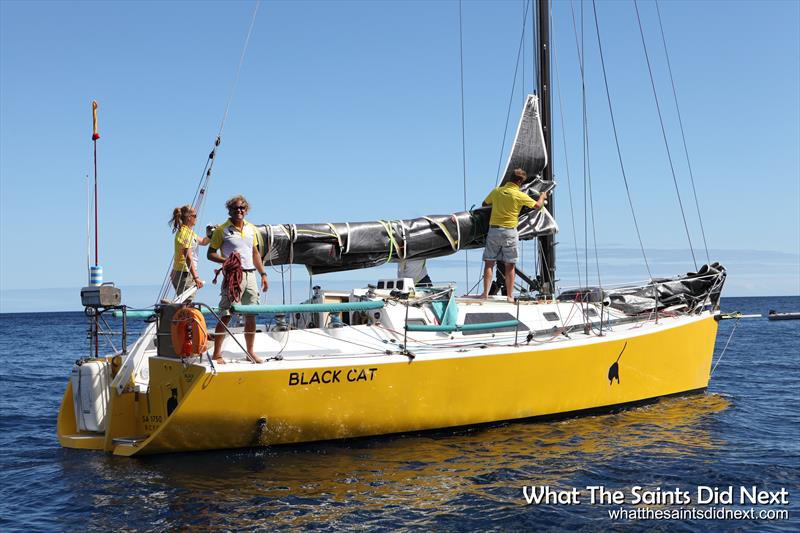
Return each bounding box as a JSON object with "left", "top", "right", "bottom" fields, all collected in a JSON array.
[
  {"left": 608, "top": 342, "right": 627, "bottom": 385},
  {"left": 166, "top": 388, "right": 179, "bottom": 416}
]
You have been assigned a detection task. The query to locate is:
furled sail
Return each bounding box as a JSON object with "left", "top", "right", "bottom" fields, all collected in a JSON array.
[
  {"left": 606, "top": 263, "right": 727, "bottom": 315},
  {"left": 558, "top": 263, "right": 727, "bottom": 315},
  {"left": 256, "top": 94, "right": 557, "bottom": 275}
]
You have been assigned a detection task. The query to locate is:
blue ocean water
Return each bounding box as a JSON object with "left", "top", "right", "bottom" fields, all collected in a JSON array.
[{"left": 0, "top": 296, "right": 798, "bottom": 531}]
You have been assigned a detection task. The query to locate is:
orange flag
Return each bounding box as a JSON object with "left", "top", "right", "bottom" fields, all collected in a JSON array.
[{"left": 92, "top": 100, "right": 100, "bottom": 140}]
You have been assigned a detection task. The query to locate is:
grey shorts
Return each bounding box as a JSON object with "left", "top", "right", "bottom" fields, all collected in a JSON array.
[
  {"left": 483, "top": 227, "right": 519, "bottom": 263},
  {"left": 218, "top": 270, "right": 260, "bottom": 316}
]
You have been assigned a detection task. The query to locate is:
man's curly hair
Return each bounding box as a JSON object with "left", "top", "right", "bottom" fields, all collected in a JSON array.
[{"left": 225, "top": 195, "right": 250, "bottom": 211}]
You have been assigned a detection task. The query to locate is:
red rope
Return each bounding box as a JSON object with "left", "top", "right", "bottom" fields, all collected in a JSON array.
[{"left": 213, "top": 252, "right": 243, "bottom": 303}]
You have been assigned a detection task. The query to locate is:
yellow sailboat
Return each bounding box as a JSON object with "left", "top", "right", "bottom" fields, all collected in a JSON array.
[{"left": 58, "top": 1, "right": 727, "bottom": 456}]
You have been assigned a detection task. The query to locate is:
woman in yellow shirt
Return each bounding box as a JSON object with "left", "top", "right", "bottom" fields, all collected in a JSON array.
[{"left": 169, "top": 205, "right": 210, "bottom": 294}]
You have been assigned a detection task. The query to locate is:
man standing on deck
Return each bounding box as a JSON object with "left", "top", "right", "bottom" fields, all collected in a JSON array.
[
  {"left": 207, "top": 195, "right": 269, "bottom": 364},
  {"left": 480, "top": 168, "right": 547, "bottom": 302}
]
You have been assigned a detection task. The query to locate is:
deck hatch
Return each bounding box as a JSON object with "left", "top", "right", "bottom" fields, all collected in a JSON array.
[{"left": 462, "top": 312, "right": 530, "bottom": 336}]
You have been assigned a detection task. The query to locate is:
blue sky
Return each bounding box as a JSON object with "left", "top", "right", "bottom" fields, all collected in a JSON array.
[{"left": 1, "top": 0, "right": 798, "bottom": 312}]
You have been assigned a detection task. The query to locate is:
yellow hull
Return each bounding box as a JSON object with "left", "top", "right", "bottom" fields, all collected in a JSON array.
[{"left": 58, "top": 314, "right": 718, "bottom": 456}]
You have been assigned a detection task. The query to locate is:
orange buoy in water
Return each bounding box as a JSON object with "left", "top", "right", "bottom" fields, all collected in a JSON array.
[{"left": 171, "top": 307, "right": 208, "bottom": 357}]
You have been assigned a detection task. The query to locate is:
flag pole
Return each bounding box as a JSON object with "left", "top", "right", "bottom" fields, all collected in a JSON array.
[
  {"left": 92, "top": 100, "right": 100, "bottom": 266},
  {"left": 91, "top": 100, "right": 100, "bottom": 358},
  {"left": 86, "top": 174, "right": 90, "bottom": 282}
]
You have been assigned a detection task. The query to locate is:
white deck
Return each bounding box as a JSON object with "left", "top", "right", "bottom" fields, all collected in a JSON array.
[{"left": 130, "top": 295, "right": 710, "bottom": 381}]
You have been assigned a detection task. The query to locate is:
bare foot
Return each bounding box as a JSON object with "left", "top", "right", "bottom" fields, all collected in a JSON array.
[
  {"left": 507, "top": 297, "right": 515, "bottom": 303},
  {"left": 212, "top": 357, "right": 226, "bottom": 365},
  {"left": 480, "top": 294, "right": 489, "bottom": 300},
  {"left": 249, "top": 353, "right": 264, "bottom": 364}
]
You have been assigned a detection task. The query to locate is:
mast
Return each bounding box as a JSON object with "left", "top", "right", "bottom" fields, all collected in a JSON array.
[{"left": 537, "top": 0, "right": 556, "bottom": 297}]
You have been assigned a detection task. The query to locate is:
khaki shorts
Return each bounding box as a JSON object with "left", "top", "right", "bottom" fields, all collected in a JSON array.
[
  {"left": 482, "top": 227, "right": 519, "bottom": 263},
  {"left": 171, "top": 270, "right": 196, "bottom": 295},
  {"left": 218, "top": 270, "right": 260, "bottom": 317}
]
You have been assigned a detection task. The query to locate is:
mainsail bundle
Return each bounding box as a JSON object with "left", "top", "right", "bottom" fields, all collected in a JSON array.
[{"left": 257, "top": 95, "right": 558, "bottom": 275}]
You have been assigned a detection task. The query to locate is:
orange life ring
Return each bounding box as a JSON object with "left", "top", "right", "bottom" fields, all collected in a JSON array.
[{"left": 171, "top": 307, "right": 208, "bottom": 357}]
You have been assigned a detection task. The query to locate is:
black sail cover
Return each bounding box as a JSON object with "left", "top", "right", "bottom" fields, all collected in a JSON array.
[{"left": 257, "top": 94, "right": 557, "bottom": 275}]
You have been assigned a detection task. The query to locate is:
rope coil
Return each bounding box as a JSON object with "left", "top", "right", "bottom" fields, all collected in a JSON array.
[{"left": 213, "top": 252, "right": 243, "bottom": 303}]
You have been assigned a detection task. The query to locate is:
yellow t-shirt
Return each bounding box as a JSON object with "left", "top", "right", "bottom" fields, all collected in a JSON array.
[
  {"left": 483, "top": 182, "right": 537, "bottom": 228},
  {"left": 173, "top": 225, "right": 199, "bottom": 272}
]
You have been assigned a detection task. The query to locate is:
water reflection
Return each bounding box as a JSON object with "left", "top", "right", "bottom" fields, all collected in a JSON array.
[{"left": 64, "top": 393, "right": 730, "bottom": 529}]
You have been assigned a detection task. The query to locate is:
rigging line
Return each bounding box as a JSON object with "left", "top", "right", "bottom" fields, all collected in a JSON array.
[
  {"left": 568, "top": 1, "right": 584, "bottom": 77},
  {"left": 157, "top": 242, "right": 181, "bottom": 300},
  {"left": 519, "top": 5, "right": 525, "bottom": 282},
  {"left": 270, "top": 322, "right": 293, "bottom": 360},
  {"left": 190, "top": 156, "right": 213, "bottom": 211},
  {"left": 469, "top": 271, "right": 484, "bottom": 295},
  {"left": 574, "top": 1, "right": 603, "bottom": 294},
  {"left": 580, "top": 0, "right": 590, "bottom": 289},
  {"left": 219, "top": 0, "right": 261, "bottom": 143},
  {"left": 280, "top": 264, "right": 285, "bottom": 304},
  {"left": 299, "top": 326, "right": 393, "bottom": 355},
  {"left": 590, "top": 0, "right": 652, "bottom": 280},
  {"left": 343, "top": 322, "right": 396, "bottom": 346},
  {"left": 161, "top": 2, "right": 261, "bottom": 301},
  {"left": 533, "top": 232, "right": 540, "bottom": 290},
  {"left": 568, "top": 0, "right": 589, "bottom": 289},
  {"left": 654, "top": 0, "right": 710, "bottom": 264},
  {"left": 586, "top": 127, "right": 603, "bottom": 291},
  {"left": 580, "top": 0, "right": 601, "bottom": 290},
  {"left": 567, "top": 0, "right": 591, "bottom": 291},
  {"left": 537, "top": 238, "right": 556, "bottom": 295},
  {"left": 494, "top": 0, "right": 531, "bottom": 186},
  {"left": 710, "top": 318, "right": 738, "bottom": 377},
  {"left": 531, "top": 0, "right": 538, "bottom": 90},
  {"left": 551, "top": 10, "right": 583, "bottom": 289},
  {"left": 458, "top": 0, "right": 469, "bottom": 292},
  {"left": 97, "top": 314, "right": 119, "bottom": 354},
  {"left": 196, "top": 0, "right": 261, "bottom": 217},
  {"left": 633, "top": 0, "right": 697, "bottom": 271}
]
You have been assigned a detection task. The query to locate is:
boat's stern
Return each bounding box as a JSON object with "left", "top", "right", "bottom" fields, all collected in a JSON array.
[
  {"left": 57, "top": 355, "right": 137, "bottom": 452},
  {"left": 57, "top": 378, "right": 105, "bottom": 451},
  {"left": 57, "top": 353, "right": 210, "bottom": 455}
]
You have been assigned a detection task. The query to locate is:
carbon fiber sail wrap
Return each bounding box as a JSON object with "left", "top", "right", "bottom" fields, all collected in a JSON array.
[
  {"left": 499, "top": 94, "right": 548, "bottom": 187},
  {"left": 257, "top": 205, "right": 556, "bottom": 275},
  {"left": 255, "top": 94, "right": 556, "bottom": 275}
]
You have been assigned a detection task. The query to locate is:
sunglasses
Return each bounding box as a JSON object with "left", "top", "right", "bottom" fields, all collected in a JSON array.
[{"left": 229, "top": 205, "right": 247, "bottom": 211}]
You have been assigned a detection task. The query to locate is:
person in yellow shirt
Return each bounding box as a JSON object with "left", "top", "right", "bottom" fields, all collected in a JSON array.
[
  {"left": 169, "top": 205, "right": 210, "bottom": 294},
  {"left": 207, "top": 195, "right": 269, "bottom": 364},
  {"left": 480, "top": 168, "right": 547, "bottom": 301}
]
